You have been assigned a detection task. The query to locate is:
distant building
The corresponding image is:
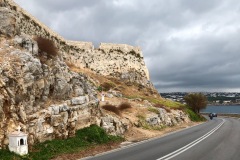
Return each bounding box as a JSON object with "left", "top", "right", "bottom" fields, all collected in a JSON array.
[{"left": 223, "top": 100, "right": 231, "bottom": 104}]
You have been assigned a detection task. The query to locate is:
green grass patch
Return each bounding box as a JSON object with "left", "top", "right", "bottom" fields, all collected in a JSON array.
[
  {"left": 124, "top": 95, "right": 184, "bottom": 109},
  {"left": 148, "top": 98, "right": 184, "bottom": 109},
  {"left": 0, "top": 149, "right": 23, "bottom": 160},
  {"left": 148, "top": 107, "right": 159, "bottom": 114},
  {"left": 185, "top": 108, "right": 206, "bottom": 122},
  {"left": 0, "top": 125, "right": 123, "bottom": 160}
]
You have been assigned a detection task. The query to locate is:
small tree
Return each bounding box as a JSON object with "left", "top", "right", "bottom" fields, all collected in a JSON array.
[{"left": 184, "top": 93, "right": 207, "bottom": 113}]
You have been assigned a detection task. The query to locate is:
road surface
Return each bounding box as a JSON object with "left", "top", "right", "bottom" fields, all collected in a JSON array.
[{"left": 82, "top": 117, "right": 240, "bottom": 160}]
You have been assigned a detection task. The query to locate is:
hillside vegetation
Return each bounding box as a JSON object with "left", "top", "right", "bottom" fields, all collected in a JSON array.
[{"left": 0, "top": 125, "right": 123, "bottom": 160}]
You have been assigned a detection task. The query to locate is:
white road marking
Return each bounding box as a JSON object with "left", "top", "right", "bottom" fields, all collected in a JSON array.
[
  {"left": 156, "top": 119, "right": 225, "bottom": 160},
  {"left": 81, "top": 122, "right": 204, "bottom": 160}
]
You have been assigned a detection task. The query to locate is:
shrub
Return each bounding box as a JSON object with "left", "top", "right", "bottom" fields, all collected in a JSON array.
[
  {"left": 102, "top": 104, "right": 120, "bottom": 116},
  {"left": 76, "top": 124, "right": 122, "bottom": 144},
  {"left": 184, "top": 93, "right": 207, "bottom": 113},
  {"left": 97, "top": 86, "right": 103, "bottom": 92},
  {"left": 118, "top": 102, "right": 131, "bottom": 111},
  {"left": 76, "top": 124, "right": 108, "bottom": 143},
  {"left": 101, "top": 82, "right": 116, "bottom": 91},
  {"left": 35, "top": 37, "right": 58, "bottom": 57}
]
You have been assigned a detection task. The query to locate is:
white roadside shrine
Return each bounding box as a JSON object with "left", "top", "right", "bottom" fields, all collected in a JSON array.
[
  {"left": 101, "top": 92, "right": 105, "bottom": 102},
  {"left": 8, "top": 126, "right": 28, "bottom": 155}
]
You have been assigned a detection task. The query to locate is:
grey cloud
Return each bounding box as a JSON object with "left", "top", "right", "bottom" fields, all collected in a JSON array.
[{"left": 181, "top": 0, "right": 221, "bottom": 13}]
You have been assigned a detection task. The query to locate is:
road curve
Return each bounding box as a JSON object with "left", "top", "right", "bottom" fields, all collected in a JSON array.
[{"left": 81, "top": 117, "right": 240, "bottom": 160}]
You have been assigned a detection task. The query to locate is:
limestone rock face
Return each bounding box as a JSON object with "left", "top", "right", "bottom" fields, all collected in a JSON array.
[
  {"left": 0, "top": 35, "right": 100, "bottom": 148},
  {"left": 0, "top": 34, "right": 133, "bottom": 148},
  {"left": 100, "top": 114, "right": 130, "bottom": 136},
  {"left": 0, "top": 7, "right": 17, "bottom": 36},
  {"left": 14, "top": 35, "right": 39, "bottom": 56},
  {"left": 0, "top": 0, "right": 153, "bottom": 89},
  {"left": 145, "top": 108, "right": 190, "bottom": 127}
]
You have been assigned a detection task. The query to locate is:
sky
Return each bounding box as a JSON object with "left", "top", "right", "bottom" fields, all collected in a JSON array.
[{"left": 13, "top": 0, "right": 240, "bottom": 93}]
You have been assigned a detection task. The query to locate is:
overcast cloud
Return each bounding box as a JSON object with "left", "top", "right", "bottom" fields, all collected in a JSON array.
[{"left": 14, "top": 0, "right": 240, "bottom": 92}]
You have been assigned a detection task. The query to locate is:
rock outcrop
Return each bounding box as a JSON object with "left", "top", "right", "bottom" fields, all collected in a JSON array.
[
  {"left": 145, "top": 108, "right": 189, "bottom": 127},
  {"left": 0, "top": 35, "right": 98, "bottom": 148},
  {"left": 0, "top": 0, "right": 191, "bottom": 149},
  {"left": 0, "top": 0, "right": 149, "bottom": 148},
  {"left": 0, "top": 34, "right": 133, "bottom": 148},
  {"left": 0, "top": 7, "right": 16, "bottom": 37},
  {"left": 100, "top": 114, "right": 130, "bottom": 136},
  {"left": 0, "top": 0, "right": 151, "bottom": 88}
]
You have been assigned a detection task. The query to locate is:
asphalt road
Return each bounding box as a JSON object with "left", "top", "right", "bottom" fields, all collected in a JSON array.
[{"left": 82, "top": 117, "right": 240, "bottom": 160}]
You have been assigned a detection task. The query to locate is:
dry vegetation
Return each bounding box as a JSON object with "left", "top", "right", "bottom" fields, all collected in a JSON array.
[
  {"left": 101, "top": 102, "right": 132, "bottom": 116},
  {"left": 100, "top": 82, "right": 116, "bottom": 91},
  {"left": 118, "top": 102, "right": 132, "bottom": 111},
  {"left": 102, "top": 104, "right": 121, "bottom": 116},
  {"left": 34, "top": 37, "right": 58, "bottom": 58}
]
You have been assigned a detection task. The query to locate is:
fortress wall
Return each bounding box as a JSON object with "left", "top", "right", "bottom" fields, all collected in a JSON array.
[
  {"left": 98, "top": 43, "right": 143, "bottom": 58},
  {"left": 1, "top": 0, "right": 65, "bottom": 42},
  {"left": 66, "top": 41, "right": 94, "bottom": 50},
  {"left": 2, "top": 0, "right": 150, "bottom": 85}
]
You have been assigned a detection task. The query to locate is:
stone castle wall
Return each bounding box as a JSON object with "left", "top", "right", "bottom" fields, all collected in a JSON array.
[{"left": 1, "top": 0, "right": 150, "bottom": 87}]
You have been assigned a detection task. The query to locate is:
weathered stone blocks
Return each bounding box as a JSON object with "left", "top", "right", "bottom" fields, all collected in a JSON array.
[{"left": 71, "top": 96, "right": 86, "bottom": 105}]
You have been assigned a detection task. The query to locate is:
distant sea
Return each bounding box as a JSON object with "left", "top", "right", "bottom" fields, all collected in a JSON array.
[{"left": 201, "top": 105, "right": 240, "bottom": 114}]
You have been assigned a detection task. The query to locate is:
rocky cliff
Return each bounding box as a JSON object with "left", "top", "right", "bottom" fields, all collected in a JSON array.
[
  {"left": 0, "top": 0, "right": 151, "bottom": 88},
  {"left": 0, "top": 34, "right": 130, "bottom": 148},
  {"left": 0, "top": 0, "right": 190, "bottom": 149},
  {"left": 0, "top": 0, "right": 146, "bottom": 148}
]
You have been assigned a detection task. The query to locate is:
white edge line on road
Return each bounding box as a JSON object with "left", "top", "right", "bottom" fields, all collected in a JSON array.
[
  {"left": 80, "top": 122, "right": 206, "bottom": 160},
  {"left": 156, "top": 119, "right": 225, "bottom": 160}
]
